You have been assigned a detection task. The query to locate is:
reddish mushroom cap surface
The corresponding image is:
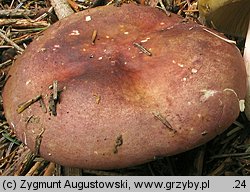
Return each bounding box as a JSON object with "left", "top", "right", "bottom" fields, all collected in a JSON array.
[{"left": 3, "top": 4, "right": 247, "bottom": 169}]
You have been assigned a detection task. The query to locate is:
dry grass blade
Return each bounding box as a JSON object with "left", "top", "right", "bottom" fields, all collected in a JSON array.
[
  {"left": 1, "top": 146, "right": 30, "bottom": 176},
  {"left": 0, "top": 30, "right": 24, "bottom": 52},
  {"left": 211, "top": 152, "right": 250, "bottom": 159},
  {"left": 152, "top": 111, "right": 175, "bottom": 131},
  {"left": 203, "top": 28, "right": 236, "bottom": 44},
  {"left": 17, "top": 95, "right": 42, "bottom": 114}
]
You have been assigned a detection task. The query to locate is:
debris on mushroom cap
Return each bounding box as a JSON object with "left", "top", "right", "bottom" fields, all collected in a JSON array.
[
  {"left": 2, "top": 4, "right": 247, "bottom": 169},
  {"left": 198, "top": 0, "right": 250, "bottom": 37}
]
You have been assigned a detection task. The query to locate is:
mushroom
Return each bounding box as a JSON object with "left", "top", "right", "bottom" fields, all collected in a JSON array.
[
  {"left": 198, "top": 0, "right": 250, "bottom": 37},
  {"left": 198, "top": 0, "right": 250, "bottom": 118},
  {"left": 2, "top": 4, "right": 247, "bottom": 169},
  {"left": 245, "top": 21, "right": 250, "bottom": 117}
]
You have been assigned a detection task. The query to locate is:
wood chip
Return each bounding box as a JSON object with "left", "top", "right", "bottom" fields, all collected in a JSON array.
[
  {"left": 91, "top": 29, "right": 98, "bottom": 45},
  {"left": 53, "top": 80, "right": 58, "bottom": 100},
  {"left": 113, "top": 135, "right": 123, "bottom": 154}
]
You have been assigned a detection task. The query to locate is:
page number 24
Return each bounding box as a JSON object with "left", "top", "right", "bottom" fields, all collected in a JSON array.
[{"left": 234, "top": 180, "right": 246, "bottom": 189}]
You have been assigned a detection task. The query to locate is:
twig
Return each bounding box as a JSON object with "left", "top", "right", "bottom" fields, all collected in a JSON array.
[
  {"left": 207, "top": 157, "right": 232, "bottom": 176},
  {"left": 34, "top": 7, "right": 54, "bottom": 22},
  {"left": 25, "top": 161, "right": 41, "bottom": 176},
  {"left": 186, "top": 0, "right": 191, "bottom": 7},
  {"left": 67, "top": 0, "right": 81, "bottom": 11},
  {"left": 49, "top": 80, "right": 61, "bottom": 116},
  {"left": 0, "top": 30, "right": 24, "bottom": 52},
  {"left": 52, "top": 80, "right": 58, "bottom": 100},
  {"left": 11, "top": 28, "right": 48, "bottom": 33},
  {"left": 157, "top": 0, "right": 171, "bottom": 17},
  {"left": 49, "top": 0, "right": 74, "bottom": 20},
  {"left": 43, "top": 162, "right": 56, "bottom": 176},
  {"left": 0, "top": 9, "right": 38, "bottom": 18},
  {"left": 34, "top": 128, "right": 45, "bottom": 156},
  {"left": 17, "top": 95, "right": 42, "bottom": 113},
  {"left": 0, "top": 45, "right": 13, "bottom": 48},
  {"left": 0, "top": 59, "right": 12, "bottom": 69},
  {"left": 0, "top": 19, "right": 49, "bottom": 28},
  {"left": 39, "top": 98, "right": 47, "bottom": 113},
  {"left": 113, "top": 135, "right": 123, "bottom": 154},
  {"left": 91, "top": 29, "right": 98, "bottom": 45},
  {"left": 133, "top": 42, "right": 152, "bottom": 56}
]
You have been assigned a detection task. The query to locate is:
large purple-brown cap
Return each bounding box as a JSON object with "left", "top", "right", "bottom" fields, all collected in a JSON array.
[{"left": 3, "top": 4, "right": 247, "bottom": 169}]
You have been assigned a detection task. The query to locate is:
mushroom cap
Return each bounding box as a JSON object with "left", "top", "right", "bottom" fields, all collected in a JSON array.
[
  {"left": 198, "top": 0, "right": 250, "bottom": 37},
  {"left": 3, "top": 4, "right": 247, "bottom": 169}
]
